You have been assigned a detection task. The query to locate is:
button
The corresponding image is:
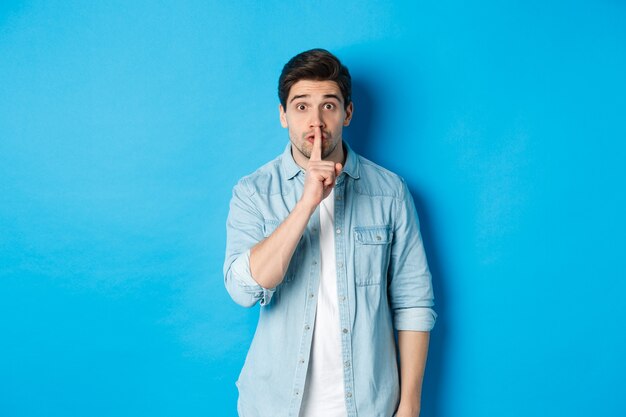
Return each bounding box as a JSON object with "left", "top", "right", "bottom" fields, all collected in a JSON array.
[
  {"left": 305, "top": 325, "right": 310, "bottom": 331},
  {"left": 295, "top": 390, "right": 299, "bottom": 396},
  {"left": 312, "top": 261, "right": 317, "bottom": 265},
  {"left": 344, "top": 360, "right": 351, "bottom": 368},
  {"left": 309, "top": 293, "right": 314, "bottom": 298},
  {"left": 341, "top": 296, "right": 346, "bottom": 302},
  {"left": 376, "top": 235, "right": 382, "bottom": 241},
  {"left": 300, "top": 359, "right": 305, "bottom": 364},
  {"left": 342, "top": 328, "right": 348, "bottom": 334},
  {"left": 337, "top": 261, "right": 343, "bottom": 268},
  {"left": 336, "top": 228, "right": 341, "bottom": 234},
  {"left": 346, "top": 392, "right": 352, "bottom": 398},
  {"left": 312, "top": 227, "right": 318, "bottom": 233}
]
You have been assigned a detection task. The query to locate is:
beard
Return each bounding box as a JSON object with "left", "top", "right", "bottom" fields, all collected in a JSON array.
[{"left": 291, "top": 132, "right": 339, "bottom": 160}]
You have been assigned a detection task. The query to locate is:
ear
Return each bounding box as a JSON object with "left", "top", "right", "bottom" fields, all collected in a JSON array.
[
  {"left": 279, "top": 104, "right": 288, "bottom": 128},
  {"left": 343, "top": 101, "right": 354, "bottom": 127}
]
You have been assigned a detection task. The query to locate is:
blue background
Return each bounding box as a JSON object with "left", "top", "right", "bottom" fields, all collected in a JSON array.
[{"left": 1, "top": 1, "right": 625, "bottom": 416}]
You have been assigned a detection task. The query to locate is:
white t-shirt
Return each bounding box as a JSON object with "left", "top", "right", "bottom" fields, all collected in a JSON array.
[{"left": 299, "top": 188, "right": 347, "bottom": 417}]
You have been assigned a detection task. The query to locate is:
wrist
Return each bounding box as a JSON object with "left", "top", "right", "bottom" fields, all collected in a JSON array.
[
  {"left": 295, "top": 199, "right": 317, "bottom": 216},
  {"left": 397, "top": 400, "right": 421, "bottom": 416}
]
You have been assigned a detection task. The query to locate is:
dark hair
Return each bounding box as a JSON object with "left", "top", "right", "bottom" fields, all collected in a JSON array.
[{"left": 278, "top": 48, "right": 352, "bottom": 110}]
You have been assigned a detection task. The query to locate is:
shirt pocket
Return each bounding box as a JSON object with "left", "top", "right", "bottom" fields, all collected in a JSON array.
[
  {"left": 263, "top": 219, "right": 301, "bottom": 283},
  {"left": 353, "top": 225, "right": 393, "bottom": 286}
]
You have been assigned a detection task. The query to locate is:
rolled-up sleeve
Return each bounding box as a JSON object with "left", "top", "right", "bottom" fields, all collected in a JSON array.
[
  {"left": 388, "top": 178, "right": 437, "bottom": 331},
  {"left": 223, "top": 179, "right": 276, "bottom": 308}
]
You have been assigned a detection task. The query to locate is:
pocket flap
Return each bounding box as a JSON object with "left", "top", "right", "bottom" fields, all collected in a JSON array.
[
  {"left": 263, "top": 220, "right": 279, "bottom": 237},
  {"left": 354, "top": 225, "right": 392, "bottom": 244}
]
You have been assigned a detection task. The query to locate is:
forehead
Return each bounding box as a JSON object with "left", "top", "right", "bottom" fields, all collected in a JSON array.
[{"left": 287, "top": 80, "right": 343, "bottom": 102}]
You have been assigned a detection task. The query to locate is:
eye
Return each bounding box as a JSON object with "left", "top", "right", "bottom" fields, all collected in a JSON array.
[
  {"left": 323, "top": 103, "right": 335, "bottom": 110},
  {"left": 296, "top": 103, "right": 307, "bottom": 111}
]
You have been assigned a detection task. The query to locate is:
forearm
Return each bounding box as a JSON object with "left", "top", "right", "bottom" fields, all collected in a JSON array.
[
  {"left": 396, "top": 330, "right": 430, "bottom": 416},
  {"left": 249, "top": 200, "right": 315, "bottom": 288}
]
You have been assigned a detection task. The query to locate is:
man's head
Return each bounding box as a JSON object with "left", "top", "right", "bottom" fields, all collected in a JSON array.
[
  {"left": 278, "top": 49, "right": 352, "bottom": 110},
  {"left": 278, "top": 49, "right": 353, "bottom": 163}
]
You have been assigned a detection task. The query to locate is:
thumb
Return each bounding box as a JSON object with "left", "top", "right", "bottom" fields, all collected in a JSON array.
[{"left": 335, "top": 162, "right": 343, "bottom": 177}]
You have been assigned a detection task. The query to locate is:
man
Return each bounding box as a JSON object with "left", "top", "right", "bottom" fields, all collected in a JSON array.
[{"left": 224, "top": 49, "right": 436, "bottom": 417}]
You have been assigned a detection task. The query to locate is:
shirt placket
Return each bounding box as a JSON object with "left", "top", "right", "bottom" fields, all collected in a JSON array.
[
  {"left": 289, "top": 175, "right": 322, "bottom": 416},
  {"left": 334, "top": 176, "right": 357, "bottom": 416}
]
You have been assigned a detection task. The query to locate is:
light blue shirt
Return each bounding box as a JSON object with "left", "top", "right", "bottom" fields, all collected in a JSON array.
[{"left": 224, "top": 141, "right": 437, "bottom": 417}]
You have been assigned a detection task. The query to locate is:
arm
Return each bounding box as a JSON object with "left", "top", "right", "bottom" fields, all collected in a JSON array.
[
  {"left": 249, "top": 127, "right": 342, "bottom": 289},
  {"left": 250, "top": 127, "right": 341, "bottom": 288},
  {"left": 387, "top": 178, "right": 437, "bottom": 415},
  {"left": 224, "top": 128, "right": 342, "bottom": 305},
  {"left": 223, "top": 177, "right": 275, "bottom": 308},
  {"left": 395, "top": 330, "right": 430, "bottom": 417},
  {"left": 249, "top": 200, "right": 314, "bottom": 289},
  {"left": 387, "top": 177, "right": 437, "bottom": 329}
]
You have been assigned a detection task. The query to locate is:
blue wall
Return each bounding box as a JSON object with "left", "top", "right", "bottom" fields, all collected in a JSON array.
[{"left": 1, "top": 1, "right": 625, "bottom": 416}]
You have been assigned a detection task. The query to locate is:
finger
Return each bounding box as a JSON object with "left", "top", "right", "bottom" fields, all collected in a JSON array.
[
  {"left": 315, "top": 168, "right": 332, "bottom": 186},
  {"left": 308, "top": 160, "right": 335, "bottom": 169},
  {"left": 335, "top": 162, "right": 343, "bottom": 177},
  {"left": 310, "top": 127, "right": 322, "bottom": 161},
  {"left": 310, "top": 164, "right": 334, "bottom": 179}
]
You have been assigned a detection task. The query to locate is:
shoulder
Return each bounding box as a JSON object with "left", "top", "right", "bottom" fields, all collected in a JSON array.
[
  {"left": 232, "top": 153, "right": 287, "bottom": 197},
  {"left": 353, "top": 154, "right": 407, "bottom": 200}
]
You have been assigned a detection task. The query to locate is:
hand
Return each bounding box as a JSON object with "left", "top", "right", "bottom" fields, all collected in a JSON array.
[{"left": 299, "top": 126, "right": 343, "bottom": 210}]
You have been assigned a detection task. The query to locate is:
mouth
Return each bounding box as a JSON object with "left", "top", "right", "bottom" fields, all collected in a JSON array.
[{"left": 306, "top": 133, "right": 329, "bottom": 142}]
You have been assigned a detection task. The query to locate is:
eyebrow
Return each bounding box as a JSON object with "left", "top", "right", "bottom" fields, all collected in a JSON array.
[
  {"left": 289, "top": 94, "right": 309, "bottom": 103},
  {"left": 323, "top": 94, "right": 342, "bottom": 102},
  {"left": 289, "top": 94, "right": 342, "bottom": 103}
]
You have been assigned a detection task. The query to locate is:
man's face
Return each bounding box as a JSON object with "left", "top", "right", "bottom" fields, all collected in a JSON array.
[{"left": 279, "top": 80, "right": 353, "bottom": 162}]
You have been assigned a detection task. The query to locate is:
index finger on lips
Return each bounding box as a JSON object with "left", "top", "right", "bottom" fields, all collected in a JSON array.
[{"left": 310, "top": 127, "right": 322, "bottom": 161}]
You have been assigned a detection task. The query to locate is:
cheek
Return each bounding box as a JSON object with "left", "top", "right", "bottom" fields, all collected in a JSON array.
[
  {"left": 288, "top": 127, "right": 303, "bottom": 141},
  {"left": 331, "top": 120, "right": 345, "bottom": 134},
  {"left": 333, "top": 113, "right": 347, "bottom": 126},
  {"left": 287, "top": 116, "right": 305, "bottom": 129}
]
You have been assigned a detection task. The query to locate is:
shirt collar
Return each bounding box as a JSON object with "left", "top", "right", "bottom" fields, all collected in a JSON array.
[{"left": 280, "top": 140, "right": 361, "bottom": 181}]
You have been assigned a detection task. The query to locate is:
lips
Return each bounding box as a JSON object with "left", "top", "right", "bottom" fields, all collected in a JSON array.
[
  {"left": 306, "top": 133, "right": 329, "bottom": 141},
  {"left": 307, "top": 137, "right": 325, "bottom": 144}
]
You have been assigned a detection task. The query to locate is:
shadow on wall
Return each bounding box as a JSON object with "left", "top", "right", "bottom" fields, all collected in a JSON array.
[
  {"left": 350, "top": 78, "right": 449, "bottom": 417},
  {"left": 346, "top": 78, "right": 376, "bottom": 157},
  {"left": 410, "top": 187, "right": 449, "bottom": 417}
]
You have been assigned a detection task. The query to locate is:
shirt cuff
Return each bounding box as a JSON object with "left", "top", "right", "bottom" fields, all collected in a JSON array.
[
  {"left": 393, "top": 307, "right": 437, "bottom": 331},
  {"left": 231, "top": 249, "right": 276, "bottom": 306}
]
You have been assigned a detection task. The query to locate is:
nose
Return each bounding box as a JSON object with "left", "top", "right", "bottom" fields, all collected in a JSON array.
[{"left": 309, "top": 109, "right": 325, "bottom": 129}]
